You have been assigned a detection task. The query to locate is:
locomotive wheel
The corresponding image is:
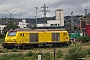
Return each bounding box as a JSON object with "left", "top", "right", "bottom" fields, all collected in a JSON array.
[{"left": 20, "top": 45, "right": 26, "bottom": 50}]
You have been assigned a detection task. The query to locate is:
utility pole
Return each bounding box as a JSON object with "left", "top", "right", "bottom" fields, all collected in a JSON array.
[
  {"left": 40, "top": 3, "right": 50, "bottom": 23},
  {"left": 85, "top": 8, "right": 88, "bottom": 25},
  {"left": 35, "top": 7, "right": 38, "bottom": 27},
  {"left": 71, "top": 11, "right": 74, "bottom": 33},
  {"left": 85, "top": 9, "right": 87, "bottom": 15},
  {"left": 53, "top": 45, "right": 56, "bottom": 60}
]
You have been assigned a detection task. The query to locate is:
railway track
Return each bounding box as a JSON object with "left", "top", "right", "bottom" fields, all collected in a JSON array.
[{"left": 0, "top": 43, "right": 90, "bottom": 56}]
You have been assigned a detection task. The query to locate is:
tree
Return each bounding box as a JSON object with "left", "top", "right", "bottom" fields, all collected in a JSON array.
[
  {"left": 76, "top": 36, "right": 90, "bottom": 43},
  {"left": 32, "top": 25, "right": 37, "bottom": 29},
  {"left": 65, "top": 22, "right": 71, "bottom": 32},
  {"left": 1, "top": 17, "right": 7, "bottom": 20},
  {"left": 64, "top": 44, "right": 87, "bottom": 60},
  {"left": 3, "top": 21, "right": 19, "bottom": 34}
]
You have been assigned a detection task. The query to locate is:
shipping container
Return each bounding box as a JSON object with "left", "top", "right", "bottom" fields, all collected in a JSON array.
[{"left": 86, "top": 25, "right": 90, "bottom": 37}]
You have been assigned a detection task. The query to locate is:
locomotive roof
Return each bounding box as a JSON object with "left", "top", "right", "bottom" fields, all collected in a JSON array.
[{"left": 9, "top": 28, "right": 66, "bottom": 32}]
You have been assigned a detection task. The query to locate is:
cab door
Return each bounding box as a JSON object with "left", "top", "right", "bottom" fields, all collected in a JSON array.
[
  {"left": 20, "top": 33, "right": 26, "bottom": 43},
  {"left": 18, "top": 33, "right": 24, "bottom": 43},
  {"left": 23, "top": 33, "right": 29, "bottom": 43},
  {"left": 16, "top": 33, "right": 25, "bottom": 43}
]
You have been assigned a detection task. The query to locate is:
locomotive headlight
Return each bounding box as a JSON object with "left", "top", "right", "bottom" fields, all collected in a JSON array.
[{"left": 66, "top": 37, "right": 68, "bottom": 39}]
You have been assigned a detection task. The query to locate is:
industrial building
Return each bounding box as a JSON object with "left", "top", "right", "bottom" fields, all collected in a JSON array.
[
  {"left": 80, "top": 11, "right": 90, "bottom": 32},
  {"left": 37, "top": 9, "right": 64, "bottom": 27}
]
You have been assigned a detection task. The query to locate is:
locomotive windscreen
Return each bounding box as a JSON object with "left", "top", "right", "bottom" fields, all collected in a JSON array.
[{"left": 8, "top": 32, "right": 17, "bottom": 36}]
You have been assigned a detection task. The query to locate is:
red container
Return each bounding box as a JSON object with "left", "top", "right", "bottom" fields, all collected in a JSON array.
[{"left": 86, "top": 25, "right": 90, "bottom": 37}]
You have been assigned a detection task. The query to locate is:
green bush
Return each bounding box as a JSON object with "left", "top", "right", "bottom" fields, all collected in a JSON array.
[
  {"left": 0, "top": 34, "right": 5, "bottom": 39},
  {"left": 64, "top": 44, "right": 87, "bottom": 60},
  {"left": 11, "top": 48, "right": 18, "bottom": 52},
  {"left": 83, "top": 41, "right": 90, "bottom": 46},
  {"left": 0, "top": 53, "right": 25, "bottom": 60},
  {"left": 9, "top": 54, "right": 19, "bottom": 58},
  {"left": 25, "top": 51, "right": 33, "bottom": 57},
  {"left": 0, "top": 54, "right": 8, "bottom": 60},
  {"left": 31, "top": 53, "right": 38, "bottom": 60},
  {"left": 0, "top": 49, "right": 4, "bottom": 53},
  {"left": 56, "top": 50, "right": 63, "bottom": 58},
  {"left": 86, "top": 48, "right": 90, "bottom": 54},
  {"left": 3, "top": 48, "right": 9, "bottom": 53},
  {"left": 42, "top": 52, "right": 52, "bottom": 60},
  {"left": 76, "top": 36, "right": 90, "bottom": 43}
]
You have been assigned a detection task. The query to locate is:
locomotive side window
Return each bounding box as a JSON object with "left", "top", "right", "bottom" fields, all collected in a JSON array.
[
  {"left": 20, "top": 33, "right": 22, "bottom": 36},
  {"left": 64, "top": 33, "right": 67, "bottom": 36},
  {"left": 64, "top": 33, "right": 65, "bottom": 35},
  {"left": 8, "top": 32, "right": 16, "bottom": 36},
  {"left": 65, "top": 33, "right": 67, "bottom": 35},
  {"left": 20, "top": 33, "right": 24, "bottom": 36}
]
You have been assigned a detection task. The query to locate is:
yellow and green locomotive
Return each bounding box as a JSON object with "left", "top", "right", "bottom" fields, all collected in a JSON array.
[{"left": 2, "top": 29, "right": 70, "bottom": 49}]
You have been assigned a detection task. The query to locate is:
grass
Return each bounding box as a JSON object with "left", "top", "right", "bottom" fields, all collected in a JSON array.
[
  {"left": 11, "top": 48, "right": 19, "bottom": 52},
  {"left": 0, "top": 40, "right": 90, "bottom": 60},
  {"left": 82, "top": 41, "right": 90, "bottom": 46}
]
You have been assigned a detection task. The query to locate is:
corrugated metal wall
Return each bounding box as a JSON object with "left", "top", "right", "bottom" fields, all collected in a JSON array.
[
  {"left": 30, "top": 33, "right": 38, "bottom": 42},
  {"left": 52, "top": 33, "right": 60, "bottom": 41}
]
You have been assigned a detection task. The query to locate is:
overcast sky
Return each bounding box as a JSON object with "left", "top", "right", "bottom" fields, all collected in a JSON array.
[{"left": 0, "top": 0, "right": 90, "bottom": 18}]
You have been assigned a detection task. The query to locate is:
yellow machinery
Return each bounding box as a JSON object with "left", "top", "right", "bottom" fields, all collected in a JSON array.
[{"left": 2, "top": 29, "right": 70, "bottom": 49}]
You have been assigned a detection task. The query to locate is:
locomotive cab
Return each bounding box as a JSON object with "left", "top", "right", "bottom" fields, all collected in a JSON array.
[
  {"left": 5, "top": 31, "right": 17, "bottom": 43},
  {"left": 2, "top": 30, "right": 19, "bottom": 48}
]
